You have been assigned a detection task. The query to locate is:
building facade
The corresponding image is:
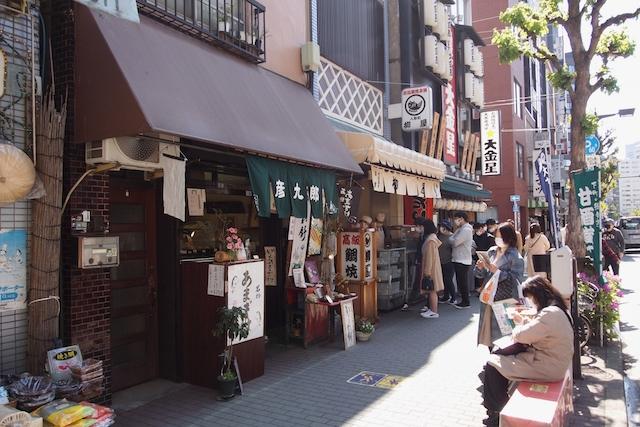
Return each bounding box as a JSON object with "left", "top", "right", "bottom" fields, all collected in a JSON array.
[{"left": 619, "top": 141, "right": 640, "bottom": 216}]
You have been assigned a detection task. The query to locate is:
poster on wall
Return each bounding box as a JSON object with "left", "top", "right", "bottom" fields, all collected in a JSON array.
[
  {"left": 480, "top": 110, "right": 501, "bottom": 176},
  {"left": 288, "top": 217, "right": 310, "bottom": 276},
  {"left": 307, "top": 218, "right": 323, "bottom": 256},
  {"left": 0, "top": 229, "right": 27, "bottom": 312},
  {"left": 207, "top": 264, "right": 225, "bottom": 297},
  {"left": 227, "top": 261, "right": 265, "bottom": 345},
  {"left": 264, "top": 246, "right": 277, "bottom": 287}
]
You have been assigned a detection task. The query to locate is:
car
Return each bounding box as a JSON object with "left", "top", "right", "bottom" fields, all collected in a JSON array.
[{"left": 619, "top": 216, "right": 640, "bottom": 249}]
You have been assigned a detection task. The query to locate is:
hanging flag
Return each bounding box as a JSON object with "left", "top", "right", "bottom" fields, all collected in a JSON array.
[
  {"left": 533, "top": 149, "right": 560, "bottom": 248},
  {"left": 572, "top": 168, "right": 602, "bottom": 277}
]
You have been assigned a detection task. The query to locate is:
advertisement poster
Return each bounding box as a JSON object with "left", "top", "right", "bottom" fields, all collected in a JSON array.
[
  {"left": 0, "top": 229, "right": 27, "bottom": 312},
  {"left": 227, "top": 261, "right": 264, "bottom": 345},
  {"left": 480, "top": 110, "right": 501, "bottom": 175}
]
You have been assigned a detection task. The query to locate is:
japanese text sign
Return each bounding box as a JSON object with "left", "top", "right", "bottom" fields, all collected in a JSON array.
[
  {"left": 442, "top": 83, "right": 458, "bottom": 164},
  {"left": 480, "top": 110, "right": 501, "bottom": 176},
  {"left": 227, "top": 260, "right": 265, "bottom": 345},
  {"left": 402, "top": 86, "right": 433, "bottom": 132},
  {"left": 339, "top": 231, "right": 374, "bottom": 282},
  {"left": 572, "top": 168, "right": 602, "bottom": 275}
]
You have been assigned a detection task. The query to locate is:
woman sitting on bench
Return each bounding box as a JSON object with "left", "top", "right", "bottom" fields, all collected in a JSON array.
[{"left": 482, "top": 276, "right": 574, "bottom": 426}]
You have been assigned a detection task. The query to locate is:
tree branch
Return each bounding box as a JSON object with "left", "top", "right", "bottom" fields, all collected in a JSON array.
[
  {"left": 589, "top": 77, "right": 607, "bottom": 95},
  {"left": 587, "top": 0, "right": 608, "bottom": 59},
  {"left": 589, "top": 6, "right": 640, "bottom": 59}
]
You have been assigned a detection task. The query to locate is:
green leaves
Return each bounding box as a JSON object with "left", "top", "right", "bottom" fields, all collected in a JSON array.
[
  {"left": 548, "top": 66, "right": 576, "bottom": 91},
  {"left": 492, "top": 28, "right": 523, "bottom": 64},
  {"left": 581, "top": 113, "right": 599, "bottom": 136},
  {"left": 499, "top": 3, "right": 550, "bottom": 36},
  {"left": 596, "top": 29, "right": 636, "bottom": 58}
]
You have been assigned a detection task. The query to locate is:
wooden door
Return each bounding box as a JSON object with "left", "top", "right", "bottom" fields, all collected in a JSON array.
[{"left": 109, "top": 180, "right": 158, "bottom": 391}]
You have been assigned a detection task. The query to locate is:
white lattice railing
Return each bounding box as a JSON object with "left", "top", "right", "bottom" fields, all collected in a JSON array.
[{"left": 317, "top": 57, "right": 384, "bottom": 136}]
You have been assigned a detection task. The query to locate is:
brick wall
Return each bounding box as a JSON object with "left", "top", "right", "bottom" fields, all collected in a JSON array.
[{"left": 49, "top": 0, "right": 113, "bottom": 403}]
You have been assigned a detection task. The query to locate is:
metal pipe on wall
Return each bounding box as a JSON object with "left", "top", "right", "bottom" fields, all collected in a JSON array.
[{"left": 383, "top": 0, "right": 390, "bottom": 140}]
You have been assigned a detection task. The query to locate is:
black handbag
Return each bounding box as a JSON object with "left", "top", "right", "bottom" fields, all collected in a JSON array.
[
  {"left": 494, "top": 275, "right": 518, "bottom": 302},
  {"left": 421, "top": 276, "right": 434, "bottom": 291}
]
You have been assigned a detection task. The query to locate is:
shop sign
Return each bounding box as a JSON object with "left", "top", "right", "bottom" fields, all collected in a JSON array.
[
  {"left": 572, "top": 168, "right": 602, "bottom": 275},
  {"left": 442, "top": 83, "right": 458, "bottom": 164},
  {"left": 363, "top": 231, "right": 373, "bottom": 280},
  {"left": 401, "top": 86, "right": 433, "bottom": 131},
  {"left": 480, "top": 110, "right": 501, "bottom": 176},
  {"left": 264, "top": 247, "right": 277, "bottom": 287},
  {"left": 341, "top": 299, "right": 356, "bottom": 350},
  {"left": 288, "top": 216, "right": 310, "bottom": 276},
  {"left": 370, "top": 165, "right": 440, "bottom": 198},
  {"left": 0, "top": 229, "right": 26, "bottom": 312},
  {"left": 227, "top": 261, "right": 265, "bottom": 345},
  {"left": 74, "top": 0, "right": 140, "bottom": 23},
  {"left": 341, "top": 232, "right": 361, "bottom": 281},
  {"left": 207, "top": 264, "right": 225, "bottom": 296},
  {"left": 532, "top": 149, "right": 544, "bottom": 198},
  {"left": 338, "top": 183, "right": 362, "bottom": 225}
]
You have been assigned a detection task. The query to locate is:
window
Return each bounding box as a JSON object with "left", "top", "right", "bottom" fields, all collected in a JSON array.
[
  {"left": 523, "top": 57, "right": 532, "bottom": 113},
  {"left": 516, "top": 143, "right": 525, "bottom": 179},
  {"left": 513, "top": 80, "right": 522, "bottom": 118}
]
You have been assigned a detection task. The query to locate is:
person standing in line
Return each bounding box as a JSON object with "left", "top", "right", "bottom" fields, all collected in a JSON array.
[
  {"left": 450, "top": 211, "right": 474, "bottom": 309},
  {"left": 417, "top": 218, "right": 444, "bottom": 318},
  {"left": 473, "top": 222, "right": 496, "bottom": 294},
  {"left": 507, "top": 219, "right": 524, "bottom": 254},
  {"left": 523, "top": 223, "right": 551, "bottom": 278},
  {"left": 486, "top": 219, "right": 498, "bottom": 236},
  {"left": 437, "top": 220, "right": 456, "bottom": 304},
  {"left": 602, "top": 218, "right": 625, "bottom": 275},
  {"left": 474, "top": 222, "right": 525, "bottom": 348}
]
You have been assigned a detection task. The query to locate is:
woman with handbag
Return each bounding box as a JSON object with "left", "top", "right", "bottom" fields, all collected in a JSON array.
[
  {"left": 523, "top": 223, "right": 551, "bottom": 278},
  {"left": 474, "top": 222, "right": 525, "bottom": 347},
  {"left": 416, "top": 218, "right": 444, "bottom": 319},
  {"left": 481, "top": 276, "right": 574, "bottom": 426}
]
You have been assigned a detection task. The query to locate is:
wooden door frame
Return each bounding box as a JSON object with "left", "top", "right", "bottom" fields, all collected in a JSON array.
[{"left": 109, "top": 178, "right": 159, "bottom": 391}]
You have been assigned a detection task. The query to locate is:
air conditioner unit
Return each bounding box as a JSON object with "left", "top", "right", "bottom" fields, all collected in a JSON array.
[
  {"left": 424, "top": 35, "right": 438, "bottom": 69},
  {"left": 423, "top": 0, "right": 437, "bottom": 27},
  {"left": 301, "top": 41, "right": 321, "bottom": 72},
  {"left": 465, "top": 72, "right": 475, "bottom": 100},
  {"left": 464, "top": 39, "right": 474, "bottom": 68},
  {"left": 86, "top": 137, "right": 180, "bottom": 171},
  {"left": 435, "top": 42, "right": 447, "bottom": 76}
]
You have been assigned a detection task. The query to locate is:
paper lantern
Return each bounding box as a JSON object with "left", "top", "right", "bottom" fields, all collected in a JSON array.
[
  {"left": 445, "top": 199, "right": 454, "bottom": 210},
  {"left": 480, "top": 202, "right": 488, "bottom": 212},
  {"left": 0, "top": 144, "right": 35, "bottom": 203},
  {"left": 463, "top": 201, "right": 473, "bottom": 211}
]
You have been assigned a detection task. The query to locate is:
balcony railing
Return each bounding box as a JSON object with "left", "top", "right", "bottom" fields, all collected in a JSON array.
[{"left": 137, "top": 0, "right": 266, "bottom": 63}]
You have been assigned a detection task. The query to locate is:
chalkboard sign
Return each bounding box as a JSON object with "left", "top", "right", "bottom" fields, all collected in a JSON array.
[
  {"left": 341, "top": 299, "right": 356, "bottom": 350},
  {"left": 227, "top": 260, "right": 265, "bottom": 345}
]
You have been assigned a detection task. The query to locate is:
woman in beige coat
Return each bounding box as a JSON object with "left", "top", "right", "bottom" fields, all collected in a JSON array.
[
  {"left": 523, "top": 223, "right": 551, "bottom": 278},
  {"left": 417, "top": 218, "right": 444, "bottom": 319},
  {"left": 481, "top": 276, "right": 574, "bottom": 426}
]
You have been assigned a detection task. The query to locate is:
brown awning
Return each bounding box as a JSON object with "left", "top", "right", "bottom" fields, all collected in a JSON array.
[{"left": 74, "top": 5, "right": 362, "bottom": 174}]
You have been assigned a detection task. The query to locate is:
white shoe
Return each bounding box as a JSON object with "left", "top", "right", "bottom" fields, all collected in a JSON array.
[
  {"left": 401, "top": 303, "right": 409, "bottom": 311},
  {"left": 420, "top": 306, "right": 431, "bottom": 313},
  {"left": 420, "top": 311, "right": 439, "bottom": 318}
]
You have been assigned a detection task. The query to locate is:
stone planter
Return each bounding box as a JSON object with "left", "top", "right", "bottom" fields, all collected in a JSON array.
[{"left": 356, "top": 331, "right": 372, "bottom": 342}]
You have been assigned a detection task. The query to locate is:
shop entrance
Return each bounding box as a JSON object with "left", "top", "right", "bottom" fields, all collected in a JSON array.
[{"left": 109, "top": 179, "right": 159, "bottom": 391}]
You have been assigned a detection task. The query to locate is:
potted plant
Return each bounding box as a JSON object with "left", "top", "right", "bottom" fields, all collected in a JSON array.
[
  {"left": 355, "top": 318, "right": 375, "bottom": 342},
  {"left": 212, "top": 306, "right": 250, "bottom": 399}
]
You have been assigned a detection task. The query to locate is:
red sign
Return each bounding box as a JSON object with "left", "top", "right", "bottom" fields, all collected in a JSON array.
[
  {"left": 442, "top": 25, "right": 458, "bottom": 165},
  {"left": 404, "top": 196, "right": 434, "bottom": 225}
]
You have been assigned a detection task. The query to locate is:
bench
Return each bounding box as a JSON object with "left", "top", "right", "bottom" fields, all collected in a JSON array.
[{"left": 499, "top": 368, "right": 573, "bottom": 427}]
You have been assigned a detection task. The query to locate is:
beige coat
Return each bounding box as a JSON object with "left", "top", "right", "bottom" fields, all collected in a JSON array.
[
  {"left": 488, "top": 306, "right": 574, "bottom": 382},
  {"left": 524, "top": 233, "right": 551, "bottom": 278},
  {"left": 421, "top": 234, "right": 444, "bottom": 292}
]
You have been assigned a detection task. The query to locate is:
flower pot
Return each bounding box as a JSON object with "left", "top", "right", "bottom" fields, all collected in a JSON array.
[
  {"left": 217, "top": 375, "right": 237, "bottom": 399},
  {"left": 356, "top": 331, "right": 372, "bottom": 342}
]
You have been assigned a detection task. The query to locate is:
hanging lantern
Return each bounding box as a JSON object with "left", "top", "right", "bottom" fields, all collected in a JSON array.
[{"left": 0, "top": 144, "right": 35, "bottom": 204}]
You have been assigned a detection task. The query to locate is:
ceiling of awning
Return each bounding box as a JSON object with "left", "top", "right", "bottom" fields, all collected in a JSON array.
[
  {"left": 440, "top": 177, "right": 492, "bottom": 200},
  {"left": 73, "top": 5, "right": 362, "bottom": 174},
  {"left": 336, "top": 131, "right": 446, "bottom": 181}
]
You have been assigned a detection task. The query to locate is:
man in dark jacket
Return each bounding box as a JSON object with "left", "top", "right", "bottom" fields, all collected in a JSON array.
[
  {"left": 472, "top": 222, "right": 495, "bottom": 293},
  {"left": 603, "top": 219, "right": 625, "bottom": 275},
  {"left": 437, "top": 219, "right": 456, "bottom": 304}
]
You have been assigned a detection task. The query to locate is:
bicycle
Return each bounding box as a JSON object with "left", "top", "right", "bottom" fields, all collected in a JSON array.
[{"left": 576, "top": 280, "right": 599, "bottom": 349}]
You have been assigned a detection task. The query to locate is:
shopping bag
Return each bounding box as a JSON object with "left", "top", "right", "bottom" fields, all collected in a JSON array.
[{"left": 479, "top": 271, "right": 500, "bottom": 305}]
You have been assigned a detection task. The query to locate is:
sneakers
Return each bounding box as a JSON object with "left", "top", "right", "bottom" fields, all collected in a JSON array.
[
  {"left": 446, "top": 299, "right": 458, "bottom": 306},
  {"left": 420, "top": 306, "right": 430, "bottom": 313},
  {"left": 401, "top": 303, "right": 409, "bottom": 311},
  {"left": 420, "top": 310, "right": 439, "bottom": 319},
  {"left": 454, "top": 302, "right": 471, "bottom": 310},
  {"left": 438, "top": 296, "right": 450, "bottom": 304}
]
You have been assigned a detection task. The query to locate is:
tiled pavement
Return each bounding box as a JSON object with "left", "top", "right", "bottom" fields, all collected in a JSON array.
[{"left": 115, "top": 270, "right": 636, "bottom": 427}]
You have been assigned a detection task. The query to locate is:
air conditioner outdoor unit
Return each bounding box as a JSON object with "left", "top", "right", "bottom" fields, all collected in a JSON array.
[
  {"left": 85, "top": 137, "right": 180, "bottom": 171},
  {"left": 423, "top": 0, "right": 437, "bottom": 27},
  {"left": 465, "top": 72, "right": 475, "bottom": 100},
  {"left": 464, "top": 39, "right": 474, "bottom": 67},
  {"left": 435, "top": 42, "right": 447, "bottom": 76},
  {"left": 424, "top": 35, "right": 438, "bottom": 69}
]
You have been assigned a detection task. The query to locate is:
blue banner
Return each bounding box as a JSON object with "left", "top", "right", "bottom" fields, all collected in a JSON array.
[{"left": 534, "top": 149, "right": 560, "bottom": 248}]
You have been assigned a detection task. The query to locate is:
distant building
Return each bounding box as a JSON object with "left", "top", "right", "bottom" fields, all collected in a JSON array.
[{"left": 619, "top": 141, "right": 640, "bottom": 216}]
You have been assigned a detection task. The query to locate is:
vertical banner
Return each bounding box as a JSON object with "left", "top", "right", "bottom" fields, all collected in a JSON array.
[
  {"left": 572, "top": 168, "right": 602, "bottom": 276},
  {"left": 0, "top": 229, "right": 27, "bottom": 312},
  {"left": 532, "top": 149, "right": 544, "bottom": 198},
  {"left": 534, "top": 149, "right": 560, "bottom": 248},
  {"left": 442, "top": 25, "right": 458, "bottom": 165},
  {"left": 480, "top": 110, "right": 501, "bottom": 175},
  {"left": 340, "top": 232, "right": 361, "bottom": 281}
]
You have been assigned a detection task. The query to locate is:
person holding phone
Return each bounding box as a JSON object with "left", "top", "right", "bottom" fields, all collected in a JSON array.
[{"left": 416, "top": 217, "right": 444, "bottom": 318}]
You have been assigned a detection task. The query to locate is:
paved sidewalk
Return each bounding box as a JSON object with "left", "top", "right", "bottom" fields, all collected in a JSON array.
[{"left": 114, "top": 292, "right": 629, "bottom": 426}]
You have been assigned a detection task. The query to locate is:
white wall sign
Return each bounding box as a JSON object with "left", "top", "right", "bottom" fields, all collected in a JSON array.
[
  {"left": 207, "top": 264, "right": 225, "bottom": 297},
  {"left": 401, "top": 86, "right": 433, "bottom": 131},
  {"left": 227, "top": 261, "right": 264, "bottom": 345},
  {"left": 341, "top": 299, "right": 356, "bottom": 350},
  {"left": 74, "top": 0, "right": 140, "bottom": 23},
  {"left": 480, "top": 110, "right": 501, "bottom": 176}
]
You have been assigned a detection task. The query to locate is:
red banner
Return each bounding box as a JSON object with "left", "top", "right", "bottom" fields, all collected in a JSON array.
[
  {"left": 442, "top": 25, "right": 458, "bottom": 165},
  {"left": 404, "top": 196, "right": 434, "bottom": 225}
]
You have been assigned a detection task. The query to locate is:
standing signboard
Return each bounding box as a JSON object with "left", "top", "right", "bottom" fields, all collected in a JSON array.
[
  {"left": 338, "top": 231, "right": 375, "bottom": 282},
  {"left": 401, "top": 86, "right": 433, "bottom": 131},
  {"left": 227, "top": 260, "right": 265, "bottom": 345},
  {"left": 572, "top": 168, "right": 602, "bottom": 276},
  {"left": 480, "top": 110, "right": 501, "bottom": 175}
]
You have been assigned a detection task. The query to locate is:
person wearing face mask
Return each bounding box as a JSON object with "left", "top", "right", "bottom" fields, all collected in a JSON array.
[
  {"left": 480, "top": 276, "right": 574, "bottom": 426},
  {"left": 473, "top": 223, "right": 496, "bottom": 294},
  {"left": 437, "top": 220, "right": 456, "bottom": 304},
  {"left": 474, "top": 222, "right": 525, "bottom": 348},
  {"left": 449, "top": 212, "right": 474, "bottom": 309},
  {"left": 485, "top": 219, "right": 498, "bottom": 236},
  {"left": 523, "top": 223, "right": 551, "bottom": 278},
  {"left": 602, "top": 218, "right": 625, "bottom": 275}
]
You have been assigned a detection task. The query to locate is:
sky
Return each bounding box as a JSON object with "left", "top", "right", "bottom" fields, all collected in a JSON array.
[{"left": 584, "top": 2, "right": 640, "bottom": 158}]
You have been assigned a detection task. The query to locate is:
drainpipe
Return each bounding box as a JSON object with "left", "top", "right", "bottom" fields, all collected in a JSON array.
[
  {"left": 310, "top": 0, "right": 319, "bottom": 100},
  {"left": 383, "top": 0, "right": 391, "bottom": 140},
  {"left": 399, "top": 0, "right": 413, "bottom": 150}
]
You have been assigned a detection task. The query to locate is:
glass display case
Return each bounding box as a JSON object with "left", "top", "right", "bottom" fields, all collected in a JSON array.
[{"left": 377, "top": 247, "right": 407, "bottom": 311}]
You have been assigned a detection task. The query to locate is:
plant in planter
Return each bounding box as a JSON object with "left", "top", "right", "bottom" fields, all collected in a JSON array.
[
  {"left": 355, "top": 318, "right": 375, "bottom": 342},
  {"left": 212, "top": 306, "right": 250, "bottom": 399}
]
